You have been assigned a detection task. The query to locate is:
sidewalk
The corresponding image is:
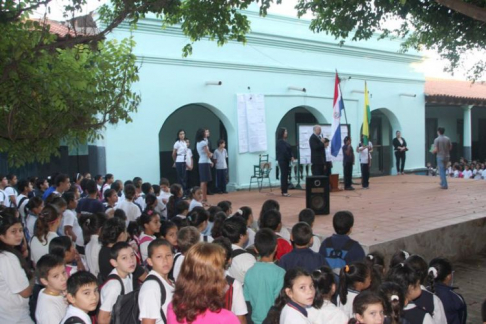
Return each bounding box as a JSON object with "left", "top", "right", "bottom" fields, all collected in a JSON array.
[{"left": 453, "top": 250, "right": 486, "bottom": 323}]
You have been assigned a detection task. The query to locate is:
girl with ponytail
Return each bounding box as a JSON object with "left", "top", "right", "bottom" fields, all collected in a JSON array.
[
  {"left": 428, "top": 258, "right": 467, "bottom": 324},
  {"left": 347, "top": 290, "right": 385, "bottom": 324},
  {"left": 0, "top": 212, "right": 34, "bottom": 323},
  {"left": 378, "top": 282, "right": 406, "bottom": 324},
  {"left": 309, "top": 266, "right": 349, "bottom": 323},
  {"left": 82, "top": 212, "right": 107, "bottom": 276},
  {"left": 30, "top": 204, "right": 61, "bottom": 265},
  {"left": 265, "top": 268, "right": 315, "bottom": 324},
  {"left": 337, "top": 262, "right": 372, "bottom": 318},
  {"left": 138, "top": 212, "right": 161, "bottom": 263}
]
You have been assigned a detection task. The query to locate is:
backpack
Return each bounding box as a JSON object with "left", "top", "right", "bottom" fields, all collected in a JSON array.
[
  {"left": 18, "top": 196, "right": 29, "bottom": 219},
  {"left": 231, "top": 248, "right": 251, "bottom": 259},
  {"left": 107, "top": 274, "right": 167, "bottom": 324},
  {"left": 224, "top": 275, "right": 235, "bottom": 311},
  {"left": 322, "top": 237, "right": 356, "bottom": 270},
  {"left": 64, "top": 316, "right": 86, "bottom": 324}
]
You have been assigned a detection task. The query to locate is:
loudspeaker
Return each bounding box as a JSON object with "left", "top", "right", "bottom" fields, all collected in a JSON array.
[{"left": 306, "top": 176, "right": 330, "bottom": 215}]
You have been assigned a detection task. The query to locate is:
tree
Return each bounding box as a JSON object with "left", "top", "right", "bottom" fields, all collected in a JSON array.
[{"left": 293, "top": 0, "right": 486, "bottom": 80}]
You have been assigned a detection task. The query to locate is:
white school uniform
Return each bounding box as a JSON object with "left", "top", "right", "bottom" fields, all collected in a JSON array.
[
  {"left": 308, "top": 300, "right": 349, "bottom": 324},
  {"left": 17, "top": 193, "right": 29, "bottom": 222},
  {"left": 310, "top": 235, "right": 321, "bottom": 253},
  {"left": 225, "top": 271, "right": 248, "bottom": 316},
  {"left": 158, "top": 191, "right": 172, "bottom": 204},
  {"left": 35, "top": 288, "right": 68, "bottom": 324},
  {"left": 85, "top": 234, "right": 102, "bottom": 276},
  {"left": 139, "top": 232, "right": 156, "bottom": 263},
  {"left": 279, "top": 226, "right": 291, "bottom": 242},
  {"left": 138, "top": 270, "right": 174, "bottom": 323},
  {"left": 62, "top": 209, "right": 84, "bottom": 247},
  {"left": 420, "top": 285, "right": 447, "bottom": 324},
  {"left": 280, "top": 303, "right": 311, "bottom": 324},
  {"left": 30, "top": 231, "right": 59, "bottom": 264},
  {"left": 60, "top": 305, "right": 92, "bottom": 324},
  {"left": 246, "top": 227, "right": 256, "bottom": 247},
  {"left": 135, "top": 195, "right": 146, "bottom": 211},
  {"left": 0, "top": 251, "right": 33, "bottom": 324},
  {"left": 462, "top": 170, "right": 473, "bottom": 179},
  {"left": 116, "top": 200, "right": 141, "bottom": 224},
  {"left": 189, "top": 199, "right": 203, "bottom": 212},
  {"left": 337, "top": 289, "right": 359, "bottom": 319},
  {"left": 473, "top": 169, "right": 483, "bottom": 180},
  {"left": 4, "top": 186, "right": 18, "bottom": 208},
  {"left": 100, "top": 269, "right": 133, "bottom": 313},
  {"left": 25, "top": 213, "right": 37, "bottom": 240}
]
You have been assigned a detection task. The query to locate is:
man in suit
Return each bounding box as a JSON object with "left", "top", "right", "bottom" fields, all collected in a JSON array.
[{"left": 309, "top": 125, "right": 326, "bottom": 176}]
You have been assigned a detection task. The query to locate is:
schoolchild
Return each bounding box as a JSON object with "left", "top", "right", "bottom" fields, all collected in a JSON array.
[
  {"left": 364, "top": 252, "right": 386, "bottom": 292},
  {"left": 337, "top": 262, "right": 372, "bottom": 318},
  {"left": 115, "top": 184, "right": 141, "bottom": 224},
  {"left": 166, "top": 183, "right": 183, "bottom": 219},
  {"left": 25, "top": 196, "right": 44, "bottom": 241},
  {"left": 49, "top": 236, "right": 86, "bottom": 276},
  {"left": 235, "top": 206, "right": 255, "bottom": 247},
  {"left": 160, "top": 220, "right": 178, "bottom": 250},
  {"left": 347, "top": 290, "right": 385, "bottom": 324},
  {"left": 60, "top": 271, "right": 100, "bottom": 324},
  {"left": 213, "top": 139, "right": 229, "bottom": 194},
  {"left": 378, "top": 281, "right": 408, "bottom": 324},
  {"left": 188, "top": 186, "right": 204, "bottom": 212},
  {"left": 17, "top": 179, "right": 33, "bottom": 223},
  {"left": 139, "top": 212, "right": 161, "bottom": 263},
  {"left": 259, "top": 209, "right": 292, "bottom": 261},
  {"left": 82, "top": 212, "right": 107, "bottom": 276},
  {"left": 188, "top": 206, "right": 213, "bottom": 242},
  {"left": 158, "top": 178, "right": 172, "bottom": 205},
  {"left": 298, "top": 208, "right": 321, "bottom": 253},
  {"left": 30, "top": 204, "right": 61, "bottom": 265},
  {"left": 171, "top": 226, "right": 200, "bottom": 281},
  {"left": 62, "top": 192, "right": 85, "bottom": 254}
]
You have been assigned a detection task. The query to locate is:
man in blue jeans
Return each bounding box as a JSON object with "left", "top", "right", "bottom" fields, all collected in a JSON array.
[{"left": 433, "top": 127, "right": 452, "bottom": 189}]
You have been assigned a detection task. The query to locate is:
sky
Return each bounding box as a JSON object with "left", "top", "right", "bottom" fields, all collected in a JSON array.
[{"left": 32, "top": 0, "right": 471, "bottom": 80}]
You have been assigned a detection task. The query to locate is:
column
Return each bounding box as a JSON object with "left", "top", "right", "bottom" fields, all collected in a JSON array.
[{"left": 463, "top": 105, "right": 473, "bottom": 161}]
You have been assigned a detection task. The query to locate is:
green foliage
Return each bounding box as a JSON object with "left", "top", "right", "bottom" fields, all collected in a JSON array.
[
  {"left": 0, "top": 17, "right": 140, "bottom": 166},
  {"left": 294, "top": 0, "right": 486, "bottom": 80}
]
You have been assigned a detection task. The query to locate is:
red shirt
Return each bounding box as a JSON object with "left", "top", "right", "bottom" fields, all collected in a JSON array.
[{"left": 276, "top": 237, "right": 292, "bottom": 261}]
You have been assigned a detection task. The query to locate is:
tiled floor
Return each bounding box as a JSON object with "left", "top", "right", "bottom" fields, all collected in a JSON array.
[{"left": 207, "top": 175, "right": 486, "bottom": 246}]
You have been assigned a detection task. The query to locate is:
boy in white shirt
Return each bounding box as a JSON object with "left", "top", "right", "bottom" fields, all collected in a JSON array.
[
  {"left": 462, "top": 165, "right": 473, "bottom": 179},
  {"left": 98, "top": 242, "right": 136, "bottom": 324},
  {"left": 16, "top": 179, "right": 33, "bottom": 223},
  {"left": 116, "top": 184, "right": 141, "bottom": 224},
  {"left": 158, "top": 178, "right": 172, "bottom": 204},
  {"left": 61, "top": 271, "right": 100, "bottom": 324},
  {"left": 298, "top": 208, "right": 321, "bottom": 253},
  {"left": 4, "top": 173, "right": 18, "bottom": 208},
  {"left": 139, "top": 239, "right": 175, "bottom": 324},
  {"left": 35, "top": 254, "right": 69, "bottom": 324}
]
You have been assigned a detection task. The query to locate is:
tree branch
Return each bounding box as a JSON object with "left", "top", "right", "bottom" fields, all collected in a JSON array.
[{"left": 434, "top": 0, "right": 486, "bottom": 23}]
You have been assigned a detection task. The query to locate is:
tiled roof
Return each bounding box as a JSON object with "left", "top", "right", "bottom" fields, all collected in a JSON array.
[
  {"left": 30, "top": 16, "right": 98, "bottom": 38},
  {"left": 425, "top": 78, "right": 486, "bottom": 106}
]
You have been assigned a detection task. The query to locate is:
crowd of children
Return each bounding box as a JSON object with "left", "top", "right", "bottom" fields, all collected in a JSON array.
[
  {"left": 0, "top": 171, "right": 479, "bottom": 324},
  {"left": 427, "top": 157, "right": 486, "bottom": 180}
]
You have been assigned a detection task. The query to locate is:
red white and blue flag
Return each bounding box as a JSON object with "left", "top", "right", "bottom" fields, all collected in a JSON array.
[{"left": 331, "top": 72, "right": 345, "bottom": 157}]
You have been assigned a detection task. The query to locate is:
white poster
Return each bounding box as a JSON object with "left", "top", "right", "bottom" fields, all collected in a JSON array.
[
  {"left": 236, "top": 94, "right": 267, "bottom": 153},
  {"left": 298, "top": 124, "right": 349, "bottom": 163}
]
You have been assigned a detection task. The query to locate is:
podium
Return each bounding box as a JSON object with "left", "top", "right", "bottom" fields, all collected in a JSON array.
[{"left": 330, "top": 174, "right": 341, "bottom": 192}]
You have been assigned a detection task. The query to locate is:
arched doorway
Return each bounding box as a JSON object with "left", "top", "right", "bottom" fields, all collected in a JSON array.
[
  {"left": 159, "top": 104, "right": 228, "bottom": 190},
  {"left": 275, "top": 106, "right": 325, "bottom": 187},
  {"left": 368, "top": 108, "right": 401, "bottom": 175}
]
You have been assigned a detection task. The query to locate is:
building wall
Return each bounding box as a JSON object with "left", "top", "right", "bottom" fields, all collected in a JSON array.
[{"left": 103, "top": 9, "right": 426, "bottom": 187}]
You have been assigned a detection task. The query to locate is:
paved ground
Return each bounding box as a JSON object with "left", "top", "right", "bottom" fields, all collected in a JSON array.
[{"left": 453, "top": 250, "right": 486, "bottom": 324}]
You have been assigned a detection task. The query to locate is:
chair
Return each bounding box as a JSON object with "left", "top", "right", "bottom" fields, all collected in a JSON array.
[{"left": 249, "top": 155, "right": 273, "bottom": 192}]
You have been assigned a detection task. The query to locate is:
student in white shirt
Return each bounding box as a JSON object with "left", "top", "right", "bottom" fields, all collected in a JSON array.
[
  {"left": 101, "top": 174, "right": 114, "bottom": 199},
  {"left": 357, "top": 136, "right": 373, "bottom": 189},
  {"left": 337, "top": 262, "right": 372, "bottom": 318},
  {"left": 158, "top": 178, "right": 172, "bottom": 205},
  {"left": 138, "top": 212, "right": 161, "bottom": 263},
  {"left": 139, "top": 239, "right": 175, "bottom": 323},
  {"left": 62, "top": 192, "right": 85, "bottom": 251},
  {"left": 16, "top": 179, "right": 33, "bottom": 223},
  {"left": 30, "top": 205, "right": 62, "bottom": 265},
  {"left": 348, "top": 290, "right": 385, "bottom": 324},
  {"left": 266, "top": 268, "right": 315, "bottom": 324},
  {"left": 188, "top": 186, "right": 203, "bottom": 212},
  {"left": 82, "top": 213, "right": 107, "bottom": 277},
  {"left": 173, "top": 129, "right": 188, "bottom": 196},
  {"left": 0, "top": 213, "right": 34, "bottom": 324},
  {"left": 462, "top": 165, "right": 473, "bottom": 179},
  {"left": 188, "top": 207, "right": 213, "bottom": 243},
  {"left": 0, "top": 174, "right": 8, "bottom": 206},
  {"left": 116, "top": 184, "right": 141, "bottom": 224},
  {"left": 61, "top": 271, "right": 100, "bottom": 324},
  {"left": 172, "top": 226, "right": 200, "bottom": 281},
  {"left": 224, "top": 216, "right": 256, "bottom": 284},
  {"left": 25, "top": 197, "right": 44, "bottom": 241},
  {"left": 35, "top": 255, "right": 68, "bottom": 324},
  {"left": 4, "top": 173, "right": 19, "bottom": 208},
  {"left": 98, "top": 242, "right": 136, "bottom": 324}
]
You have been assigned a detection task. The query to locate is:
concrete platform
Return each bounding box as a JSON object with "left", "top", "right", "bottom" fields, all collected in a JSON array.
[{"left": 206, "top": 175, "right": 486, "bottom": 261}]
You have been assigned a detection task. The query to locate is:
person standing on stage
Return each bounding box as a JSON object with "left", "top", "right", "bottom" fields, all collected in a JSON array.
[
  {"left": 173, "top": 129, "right": 188, "bottom": 196},
  {"left": 196, "top": 128, "right": 213, "bottom": 202},
  {"left": 393, "top": 130, "right": 408, "bottom": 175},
  {"left": 432, "top": 127, "right": 452, "bottom": 190},
  {"left": 309, "top": 125, "right": 326, "bottom": 176},
  {"left": 357, "top": 135, "right": 373, "bottom": 189},
  {"left": 276, "top": 128, "right": 294, "bottom": 197},
  {"left": 324, "top": 138, "right": 333, "bottom": 177},
  {"left": 342, "top": 136, "right": 355, "bottom": 190}
]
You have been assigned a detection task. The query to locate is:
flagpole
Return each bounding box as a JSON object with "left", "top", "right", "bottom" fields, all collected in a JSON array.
[{"left": 336, "top": 69, "right": 349, "bottom": 126}]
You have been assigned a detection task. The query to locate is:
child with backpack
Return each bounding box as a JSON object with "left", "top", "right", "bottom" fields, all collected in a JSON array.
[
  {"left": 244, "top": 228, "right": 286, "bottom": 324},
  {"left": 139, "top": 212, "right": 162, "bottom": 263},
  {"left": 160, "top": 220, "right": 178, "bottom": 250},
  {"left": 279, "top": 222, "right": 327, "bottom": 273},
  {"left": 171, "top": 226, "right": 200, "bottom": 281},
  {"left": 17, "top": 179, "right": 33, "bottom": 223},
  {"left": 213, "top": 237, "right": 248, "bottom": 322},
  {"left": 223, "top": 216, "right": 256, "bottom": 284},
  {"left": 35, "top": 254, "right": 68, "bottom": 324},
  {"left": 319, "top": 210, "right": 365, "bottom": 273},
  {"left": 139, "top": 238, "right": 175, "bottom": 323},
  {"left": 428, "top": 258, "right": 467, "bottom": 324},
  {"left": 337, "top": 262, "right": 372, "bottom": 318},
  {"left": 308, "top": 266, "right": 348, "bottom": 323},
  {"left": 61, "top": 271, "right": 100, "bottom": 324},
  {"left": 98, "top": 242, "right": 137, "bottom": 324}
]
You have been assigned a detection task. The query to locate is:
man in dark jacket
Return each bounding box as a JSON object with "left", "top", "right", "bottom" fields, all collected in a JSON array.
[{"left": 309, "top": 125, "right": 326, "bottom": 176}]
